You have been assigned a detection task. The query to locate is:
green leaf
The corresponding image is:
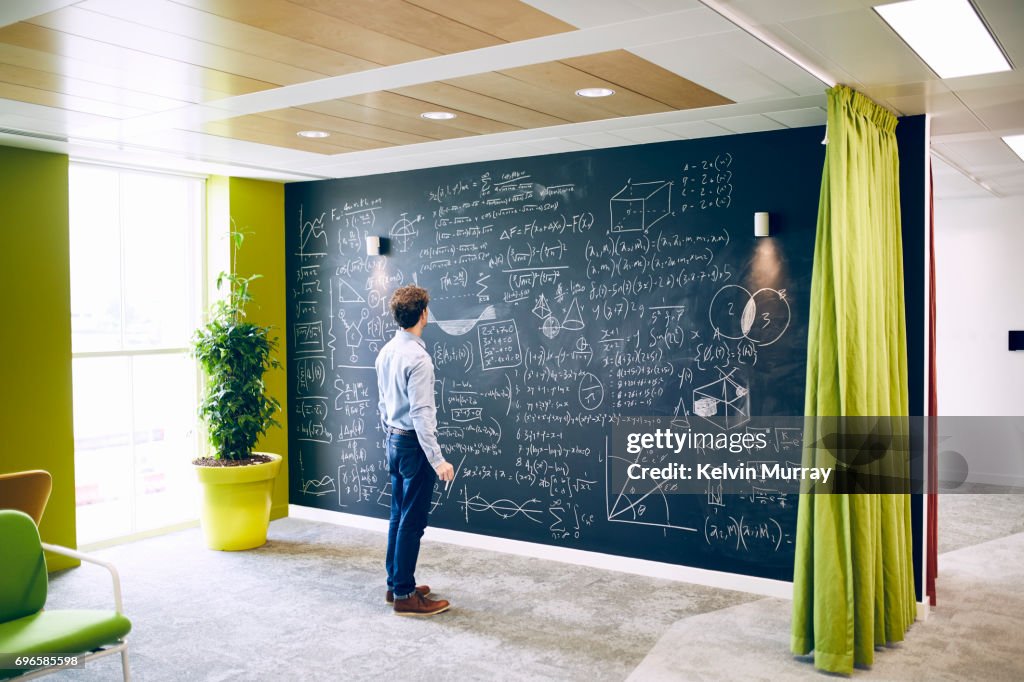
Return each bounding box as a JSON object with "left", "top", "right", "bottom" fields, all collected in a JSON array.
[{"left": 191, "top": 229, "right": 281, "bottom": 460}]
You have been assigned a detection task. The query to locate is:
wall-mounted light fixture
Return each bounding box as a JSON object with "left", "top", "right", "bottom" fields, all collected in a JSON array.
[
  {"left": 366, "top": 236, "right": 382, "bottom": 256},
  {"left": 754, "top": 212, "right": 770, "bottom": 237}
]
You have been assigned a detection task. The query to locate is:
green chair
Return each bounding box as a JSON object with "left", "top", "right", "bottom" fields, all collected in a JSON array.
[{"left": 0, "top": 510, "right": 131, "bottom": 680}]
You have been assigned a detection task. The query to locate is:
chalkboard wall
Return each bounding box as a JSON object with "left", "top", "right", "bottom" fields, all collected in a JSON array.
[{"left": 285, "top": 127, "right": 830, "bottom": 581}]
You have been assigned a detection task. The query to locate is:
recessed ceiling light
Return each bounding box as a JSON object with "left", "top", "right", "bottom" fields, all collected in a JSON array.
[
  {"left": 874, "top": 0, "right": 1011, "bottom": 79},
  {"left": 420, "top": 111, "right": 457, "bottom": 120},
  {"left": 575, "top": 87, "right": 616, "bottom": 98},
  {"left": 297, "top": 130, "right": 330, "bottom": 138},
  {"left": 1004, "top": 135, "right": 1024, "bottom": 162}
]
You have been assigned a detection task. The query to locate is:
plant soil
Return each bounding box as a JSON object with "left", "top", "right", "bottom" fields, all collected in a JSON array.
[{"left": 192, "top": 454, "right": 274, "bottom": 467}]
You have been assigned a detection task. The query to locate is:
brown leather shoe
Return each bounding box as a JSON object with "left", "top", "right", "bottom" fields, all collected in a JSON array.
[
  {"left": 385, "top": 585, "right": 430, "bottom": 604},
  {"left": 393, "top": 591, "right": 450, "bottom": 616}
]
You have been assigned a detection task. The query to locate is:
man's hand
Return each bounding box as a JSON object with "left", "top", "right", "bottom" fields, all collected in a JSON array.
[{"left": 434, "top": 461, "right": 455, "bottom": 482}]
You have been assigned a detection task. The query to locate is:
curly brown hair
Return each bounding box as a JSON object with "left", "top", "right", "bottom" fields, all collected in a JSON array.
[{"left": 390, "top": 285, "right": 430, "bottom": 329}]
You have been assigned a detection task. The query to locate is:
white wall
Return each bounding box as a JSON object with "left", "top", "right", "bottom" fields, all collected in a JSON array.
[{"left": 934, "top": 194, "right": 1024, "bottom": 485}]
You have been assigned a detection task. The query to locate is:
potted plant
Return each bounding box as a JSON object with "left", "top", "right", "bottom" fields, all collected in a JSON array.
[{"left": 191, "top": 230, "right": 282, "bottom": 550}]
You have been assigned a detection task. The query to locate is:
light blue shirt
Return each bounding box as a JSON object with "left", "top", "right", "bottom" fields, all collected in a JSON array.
[{"left": 375, "top": 329, "right": 445, "bottom": 469}]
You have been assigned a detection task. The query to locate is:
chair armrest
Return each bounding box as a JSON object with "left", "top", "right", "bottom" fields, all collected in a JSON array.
[{"left": 40, "top": 543, "right": 125, "bottom": 614}]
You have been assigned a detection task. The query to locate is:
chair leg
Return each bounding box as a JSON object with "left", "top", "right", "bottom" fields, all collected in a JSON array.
[{"left": 121, "top": 645, "right": 131, "bottom": 681}]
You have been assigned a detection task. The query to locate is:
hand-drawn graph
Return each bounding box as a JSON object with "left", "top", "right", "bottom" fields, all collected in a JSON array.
[
  {"left": 429, "top": 305, "right": 496, "bottom": 336},
  {"left": 390, "top": 212, "right": 421, "bottom": 252},
  {"left": 605, "top": 437, "right": 696, "bottom": 532},
  {"left": 297, "top": 206, "right": 327, "bottom": 258},
  {"left": 693, "top": 368, "right": 750, "bottom": 431},
  {"left": 458, "top": 488, "right": 543, "bottom": 523},
  {"left": 610, "top": 180, "right": 672, "bottom": 233},
  {"left": 299, "top": 452, "right": 336, "bottom": 497},
  {"left": 709, "top": 285, "right": 790, "bottom": 346}
]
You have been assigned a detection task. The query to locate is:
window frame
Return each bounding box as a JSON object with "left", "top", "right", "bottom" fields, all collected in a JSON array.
[{"left": 68, "top": 161, "right": 208, "bottom": 545}]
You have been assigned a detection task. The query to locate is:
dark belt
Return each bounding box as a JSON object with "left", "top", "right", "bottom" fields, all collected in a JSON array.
[{"left": 386, "top": 426, "right": 416, "bottom": 436}]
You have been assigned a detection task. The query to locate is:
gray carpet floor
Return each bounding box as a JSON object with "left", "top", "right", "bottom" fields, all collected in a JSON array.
[{"left": 47, "top": 493, "right": 1024, "bottom": 681}]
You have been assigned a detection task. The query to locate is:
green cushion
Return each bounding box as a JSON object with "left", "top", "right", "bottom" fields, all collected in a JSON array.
[
  {"left": 0, "top": 610, "right": 131, "bottom": 677},
  {"left": 0, "top": 511, "right": 46, "bottom": 622}
]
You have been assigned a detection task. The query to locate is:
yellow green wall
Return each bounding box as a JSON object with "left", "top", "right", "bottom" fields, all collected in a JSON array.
[
  {"left": 208, "top": 177, "right": 289, "bottom": 519},
  {"left": 0, "top": 157, "right": 288, "bottom": 569},
  {"left": 0, "top": 146, "right": 79, "bottom": 570}
]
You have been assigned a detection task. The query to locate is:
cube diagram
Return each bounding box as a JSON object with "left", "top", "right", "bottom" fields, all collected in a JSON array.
[{"left": 610, "top": 180, "right": 672, "bottom": 233}]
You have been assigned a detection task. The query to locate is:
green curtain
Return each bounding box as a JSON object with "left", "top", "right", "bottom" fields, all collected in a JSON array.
[{"left": 790, "top": 85, "right": 917, "bottom": 674}]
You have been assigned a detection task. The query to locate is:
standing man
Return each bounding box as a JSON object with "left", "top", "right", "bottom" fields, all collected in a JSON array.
[{"left": 375, "top": 285, "right": 455, "bottom": 616}]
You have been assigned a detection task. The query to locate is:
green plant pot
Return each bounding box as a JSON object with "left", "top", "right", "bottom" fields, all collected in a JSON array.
[{"left": 194, "top": 452, "right": 282, "bottom": 551}]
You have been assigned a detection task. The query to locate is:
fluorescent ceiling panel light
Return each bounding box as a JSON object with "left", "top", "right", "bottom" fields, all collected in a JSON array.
[
  {"left": 297, "top": 130, "right": 330, "bottom": 138},
  {"left": 875, "top": 0, "right": 1010, "bottom": 78},
  {"left": 421, "top": 111, "right": 457, "bottom": 120},
  {"left": 575, "top": 87, "right": 615, "bottom": 98},
  {"left": 1004, "top": 134, "right": 1024, "bottom": 161}
]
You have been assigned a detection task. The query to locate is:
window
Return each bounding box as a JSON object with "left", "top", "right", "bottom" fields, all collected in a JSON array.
[{"left": 69, "top": 164, "right": 204, "bottom": 545}]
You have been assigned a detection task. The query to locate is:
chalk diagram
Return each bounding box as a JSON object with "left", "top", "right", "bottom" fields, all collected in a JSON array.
[
  {"left": 429, "top": 305, "right": 496, "bottom": 336},
  {"left": 336, "top": 278, "right": 366, "bottom": 304},
  {"left": 561, "top": 297, "right": 585, "bottom": 331},
  {"left": 693, "top": 368, "right": 750, "bottom": 431},
  {"left": 390, "top": 212, "right": 421, "bottom": 253},
  {"left": 540, "top": 316, "right": 560, "bottom": 339},
  {"left": 532, "top": 294, "right": 551, "bottom": 319},
  {"left": 610, "top": 179, "right": 672, "bottom": 233},
  {"left": 297, "top": 206, "right": 328, "bottom": 258},
  {"left": 708, "top": 285, "right": 791, "bottom": 346},
  {"left": 377, "top": 481, "right": 444, "bottom": 515},
  {"left": 671, "top": 398, "right": 691, "bottom": 430},
  {"left": 299, "top": 452, "right": 336, "bottom": 497},
  {"left": 458, "top": 488, "right": 543, "bottom": 523},
  {"left": 578, "top": 372, "right": 605, "bottom": 411},
  {"left": 707, "top": 482, "right": 724, "bottom": 508},
  {"left": 573, "top": 337, "right": 594, "bottom": 365},
  {"left": 605, "top": 437, "right": 696, "bottom": 532},
  {"left": 536, "top": 295, "right": 584, "bottom": 339},
  {"left": 337, "top": 309, "right": 368, "bottom": 363}
]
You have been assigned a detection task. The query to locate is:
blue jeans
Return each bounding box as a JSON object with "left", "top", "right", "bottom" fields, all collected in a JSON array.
[{"left": 385, "top": 433, "right": 436, "bottom": 599}]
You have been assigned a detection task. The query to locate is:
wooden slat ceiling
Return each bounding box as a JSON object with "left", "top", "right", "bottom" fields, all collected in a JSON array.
[{"left": 0, "top": 0, "right": 731, "bottom": 155}]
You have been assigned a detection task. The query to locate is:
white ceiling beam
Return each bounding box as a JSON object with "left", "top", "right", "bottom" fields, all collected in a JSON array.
[
  {"left": 931, "top": 147, "right": 1003, "bottom": 198},
  {"left": 697, "top": 0, "right": 838, "bottom": 88}
]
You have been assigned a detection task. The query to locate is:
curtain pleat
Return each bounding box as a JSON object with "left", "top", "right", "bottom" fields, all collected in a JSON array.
[{"left": 790, "top": 85, "right": 917, "bottom": 674}]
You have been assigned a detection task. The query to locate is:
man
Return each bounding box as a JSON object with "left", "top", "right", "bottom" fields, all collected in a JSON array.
[{"left": 375, "top": 285, "right": 455, "bottom": 616}]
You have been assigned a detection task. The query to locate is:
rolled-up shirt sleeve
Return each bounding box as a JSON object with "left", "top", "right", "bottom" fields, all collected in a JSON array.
[{"left": 406, "top": 357, "right": 445, "bottom": 469}]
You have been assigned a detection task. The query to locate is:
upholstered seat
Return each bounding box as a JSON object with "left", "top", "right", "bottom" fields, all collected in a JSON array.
[{"left": 0, "top": 510, "right": 131, "bottom": 680}]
